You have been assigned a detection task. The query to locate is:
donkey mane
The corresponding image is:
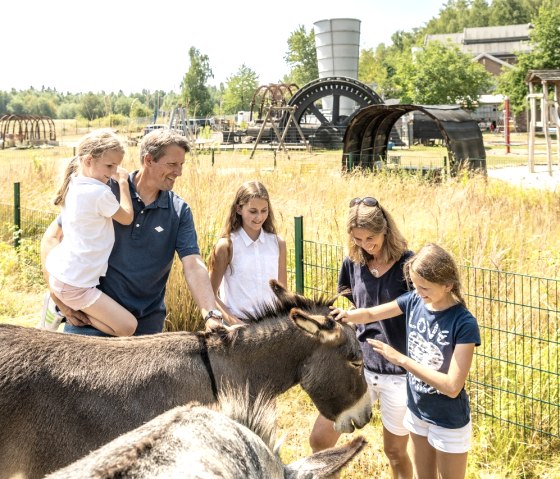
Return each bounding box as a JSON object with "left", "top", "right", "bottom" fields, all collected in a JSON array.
[
  {"left": 242, "top": 287, "right": 337, "bottom": 324},
  {"left": 217, "top": 386, "right": 277, "bottom": 449},
  {"left": 205, "top": 282, "right": 341, "bottom": 347}
]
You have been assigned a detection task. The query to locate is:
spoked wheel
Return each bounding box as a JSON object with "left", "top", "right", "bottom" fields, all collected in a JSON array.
[{"left": 280, "top": 77, "right": 383, "bottom": 149}]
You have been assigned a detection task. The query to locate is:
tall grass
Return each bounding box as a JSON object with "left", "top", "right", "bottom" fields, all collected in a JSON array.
[{"left": 1, "top": 142, "right": 559, "bottom": 478}]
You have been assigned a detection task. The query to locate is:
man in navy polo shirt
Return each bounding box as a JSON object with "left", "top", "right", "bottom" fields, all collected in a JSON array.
[{"left": 41, "top": 129, "right": 222, "bottom": 334}]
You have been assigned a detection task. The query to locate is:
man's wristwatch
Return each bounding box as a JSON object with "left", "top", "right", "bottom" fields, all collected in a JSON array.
[{"left": 204, "top": 309, "right": 226, "bottom": 326}]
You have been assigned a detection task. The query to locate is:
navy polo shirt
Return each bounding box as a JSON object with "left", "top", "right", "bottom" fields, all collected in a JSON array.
[{"left": 63, "top": 171, "right": 200, "bottom": 335}]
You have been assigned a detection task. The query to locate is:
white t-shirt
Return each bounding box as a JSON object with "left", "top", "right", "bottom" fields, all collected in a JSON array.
[
  {"left": 46, "top": 175, "right": 120, "bottom": 288},
  {"left": 219, "top": 228, "right": 280, "bottom": 318}
]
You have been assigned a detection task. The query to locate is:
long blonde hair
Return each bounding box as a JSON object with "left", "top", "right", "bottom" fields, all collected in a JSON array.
[
  {"left": 347, "top": 198, "right": 408, "bottom": 265},
  {"left": 53, "top": 129, "right": 125, "bottom": 206},
  {"left": 208, "top": 181, "right": 277, "bottom": 272},
  {"left": 404, "top": 243, "right": 466, "bottom": 306}
]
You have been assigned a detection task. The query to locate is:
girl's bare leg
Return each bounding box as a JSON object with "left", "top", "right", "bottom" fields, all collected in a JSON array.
[
  {"left": 82, "top": 293, "right": 137, "bottom": 336},
  {"left": 382, "top": 426, "right": 412, "bottom": 478},
  {"left": 436, "top": 450, "right": 468, "bottom": 479},
  {"left": 309, "top": 413, "right": 342, "bottom": 452},
  {"left": 409, "top": 432, "right": 437, "bottom": 479}
]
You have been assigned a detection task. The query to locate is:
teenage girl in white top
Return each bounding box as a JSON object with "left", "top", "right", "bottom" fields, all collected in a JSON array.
[
  {"left": 208, "top": 181, "right": 287, "bottom": 325},
  {"left": 45, "top": 129, "right": 137, "bottom": 336}
]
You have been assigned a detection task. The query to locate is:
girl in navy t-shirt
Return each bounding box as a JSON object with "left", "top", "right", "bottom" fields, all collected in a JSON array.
[{"left": 332, "top": 243, "right": 480, "bottom": 479}]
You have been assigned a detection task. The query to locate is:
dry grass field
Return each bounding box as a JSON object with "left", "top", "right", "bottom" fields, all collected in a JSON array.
[{"left": 0, "top": 131, "right": 559, "bottom": 478}]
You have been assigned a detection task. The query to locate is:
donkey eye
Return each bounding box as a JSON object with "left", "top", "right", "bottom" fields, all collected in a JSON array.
[{"left": 350, "top": 360, "right": 363, "bottom": 368}]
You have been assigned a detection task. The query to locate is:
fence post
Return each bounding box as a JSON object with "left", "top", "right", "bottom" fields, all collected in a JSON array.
[
  {"left": 294, "top": 216, "right": 304, "bottom": 294},
  {"left": 13, "top": 182, "right": 21, "bottom": 248}
]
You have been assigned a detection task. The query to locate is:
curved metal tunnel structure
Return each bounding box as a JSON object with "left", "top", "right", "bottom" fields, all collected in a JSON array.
[
  {"left": 0, "top": 114, "right": 57, "bottom": 149},
  {"left": 342, "top": 104, "right": 486, "bottom": 174}
]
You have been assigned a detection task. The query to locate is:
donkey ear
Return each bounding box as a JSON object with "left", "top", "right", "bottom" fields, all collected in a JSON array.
[
  {"left": 289, "top": 308, "right": 342, "bottom": 344},
  {"left": 269, "top": 279, "right": 287, "bottom": 297},
  {"left": 285, "top": 436, "right": 367, "bottom": 478},
  {"left": 269, "top": 280, "right": 300, "bottom": 305}
]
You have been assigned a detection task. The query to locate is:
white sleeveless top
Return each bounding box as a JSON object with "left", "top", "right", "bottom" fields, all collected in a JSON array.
[{"left": 219, "top": 228, "right": 280, "bottom": 318}]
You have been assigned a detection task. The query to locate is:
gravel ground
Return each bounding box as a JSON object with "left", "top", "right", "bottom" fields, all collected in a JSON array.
[{"left": 487, "top": 164, "right": 560, "bottom": 192}]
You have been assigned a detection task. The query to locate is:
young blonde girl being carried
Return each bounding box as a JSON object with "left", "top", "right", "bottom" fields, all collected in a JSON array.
[
  {"left": 44, "top": 129, "right": 137, "bottom": 336},
  {"left": 332, "top": 243, "right": 481, "bottom": 479},
  {"left": 208, "top": 181, "right": 287, "bottom": 325}
]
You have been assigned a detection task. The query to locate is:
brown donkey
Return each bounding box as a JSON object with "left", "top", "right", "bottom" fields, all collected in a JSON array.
[{"left": 0, "top": 281, "right": 371, "bottom": 479}]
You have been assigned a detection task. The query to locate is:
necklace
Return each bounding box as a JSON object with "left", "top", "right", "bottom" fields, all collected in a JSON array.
[
  {"left": 368, "top": 258, "right": 381, "bottom": 278},
  {"left": 369, "top": 266, "right": 380, "bottom": 277}
]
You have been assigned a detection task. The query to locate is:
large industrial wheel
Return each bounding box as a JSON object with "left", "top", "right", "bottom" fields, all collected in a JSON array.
[{"left": 280, "top": 77, "right": 383, "bottom": 148}]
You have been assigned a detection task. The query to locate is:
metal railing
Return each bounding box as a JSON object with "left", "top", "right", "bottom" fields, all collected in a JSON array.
[{"left": 290, "top": 216, "right": 559, "bottom": 443}]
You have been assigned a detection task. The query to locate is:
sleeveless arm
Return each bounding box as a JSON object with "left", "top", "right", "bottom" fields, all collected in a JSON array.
[
  {"left": 277, "top": 236, "right": 287, "bottom": 288},
  {"left": 209, "top": 238, "right": 231, "bottom": 294},
  {"left": 208, "top": 238, "right": 242, "bottom": 325}
]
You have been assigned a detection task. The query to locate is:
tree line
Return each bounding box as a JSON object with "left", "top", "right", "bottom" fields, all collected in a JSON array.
[{"left": 1, "top": 0, "right": 558, "bottom": 122}]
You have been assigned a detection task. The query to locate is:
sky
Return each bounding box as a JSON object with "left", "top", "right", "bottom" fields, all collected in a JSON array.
[{"left": 3, "top": 0, "right": 447, "bottom": 94}]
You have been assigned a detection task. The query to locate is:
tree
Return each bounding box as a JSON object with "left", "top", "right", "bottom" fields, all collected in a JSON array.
[
  {"left": 390, "top": 30, "right": 420, "bottom": 52},
  {"left": 468, "top": 0, "right": 491, "bottom": 27},
  {"left": 497, "top": 1, "right": 560, "bottom": 113},
  {"left": 358, "top": 29, "right": 421, "bottom": 100},
  {"left": 221, "top": 65, "right": 259, "bottom": 114},
  {"left": 359, "top": 44, "right": 395, "bottom": 99},
  {"left": 78, "top": 93, "right": 105, "bottom": 121},
  {"left": 488, "top": 0, "right": 532, "bottom": 25},
  {"left": 57, "top": 102, "right": 79, "bottom": 119},
  {"left": 394, "top": 40, "right": 494, "bottom": 108},
  {"left": 423, "top": 0, "right": 476, "bottom": 34},
  {"left": 527, "top": 0, "right": 560, "bottom": 66},
  {"left": 113, "top": 96, "right": 133, "bottom": 116},
  {"left": 35, "top": 97, "right": 57, "bottom": 117},
  {"left": 7, "top": 96, "right": 25, "bottom": 115},
  {"left": 0, "top": 91, "right": 10, "bottom": 115},
  {"left": 181, "top": 47, "right": 214, "bottom": 117},
  {"left": 283, "top": 25, "right": 318, "bottom": 87}
]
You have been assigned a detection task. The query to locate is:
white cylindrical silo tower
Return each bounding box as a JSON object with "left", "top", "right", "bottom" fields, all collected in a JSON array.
[
  {"left": 314, "top": 18, "right": 361, "bottom": 79},
  {"left": 313, "top": 18, "right": 361, "bottom": 116}
]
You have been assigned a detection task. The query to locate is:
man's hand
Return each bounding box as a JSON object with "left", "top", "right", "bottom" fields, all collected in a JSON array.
[
  {"left": 204, "top": 318, "right": 245, "bottom": 333},
  {"left": 51, "top": 295, "right": 90, "bottom": 327},
  {"left": 204, "top": 317, "right": 222, "bottom": 332}
]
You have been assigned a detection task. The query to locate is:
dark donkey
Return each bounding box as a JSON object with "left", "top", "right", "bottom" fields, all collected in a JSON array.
[{"left": 0, "top": 280, "right": 371, "bottom": 479}]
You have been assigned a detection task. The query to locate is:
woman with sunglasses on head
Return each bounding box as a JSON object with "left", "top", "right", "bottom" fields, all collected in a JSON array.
[{"left": 309, "top": 197, "right": 413, "bottom": 478}]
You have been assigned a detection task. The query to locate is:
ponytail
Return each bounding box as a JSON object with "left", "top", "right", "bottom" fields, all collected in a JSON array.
[
  {"left": 451, "top": 284, "right": 467, "bottom": 307},
  {"left": 53, "top": 156, "right": 79, "bottom": 206}
]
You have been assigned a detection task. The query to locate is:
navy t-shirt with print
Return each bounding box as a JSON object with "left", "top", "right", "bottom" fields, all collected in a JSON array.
[
  {"left": 338, "top": 251, "right": 413, "bottom": 375},
  {"left": 396, "top": 291, "right": 481, "bottom": 429}
]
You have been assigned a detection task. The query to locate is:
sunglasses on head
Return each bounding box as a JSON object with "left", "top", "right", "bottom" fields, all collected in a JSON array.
[{"left": 349, "top": 197, "right": 379, "bottom": 208}]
